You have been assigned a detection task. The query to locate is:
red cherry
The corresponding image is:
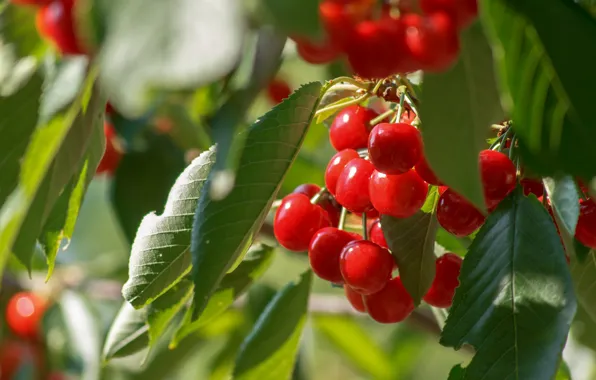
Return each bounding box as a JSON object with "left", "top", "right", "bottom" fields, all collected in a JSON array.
[
  {"left": 319, "top": 0, "right": 375, "bottom": 49},
  {"left": 335, "top": 158, "right": 375, "bottom": 213},
  {"left": 355, "top": 208, "right": 380, "bottom": 220},
  {"left": 0, "top": 340, "right": 42, "bottom": 379},
  {"left": 437, "top": 189, "right": 485, "bottom": 237},
  {"left": 96, "top": 122, "right": 122, "bottom": 175},
  {"left": 400, "top": 108, "right": 417, "bottom": 125},
  {"left": 403, "top": 12, "right": 460, "bottom": 71},
  {"left": 340, "top": 240, "right": 394, "bottom": 295},
  {"left": 364, "top": 276, "right": 414, "bottom": 323},
  {"left": 325, "top": 149, "right": 360, "bottom": 196},
  {"left": 329, "top": 105, "right": 379, "bottom": 151},
  {"left": 479, "top": 150, "right": 517, "bottom": 207},
  {"left": 368, "top": 122, "right": 423, "bottom": 174},
  {"left": 576, "top": 199, "right": 596, "bottom": 249},
  {"left": 344, "top": 285, "right": 366, "bottom": 312},
  {"left": 36, "top": 0, "right": 85, "bottom": 55},
  {"left": 415, "top": 155, "right": 443, "bottom": 186},
  {"left": 267, "top": 79, "right": 292, "bottom": 104},
  {"left": 309, "top": 227, "right": 359, "bottom": 283},
  {"left": 520, "top": 178, "right": 544, "bottom": 198},
  {"left": 6, "top": 292, "right": 47, "bottom": 340},
  {"left": 420, "top": 0, "right": 478, "bottom": 29},
  {"left": 423, "top": 253, "right": 462, "bottom": 308},
  {"left": 369, "top": 219, "right": 388, "bottom": 249},
  {"left": 369, "top": 170, "right": 428, "bottom": 218},
  {"left": 292, "top": 183, "right": 321, "bottom": 199},
  {"left": 294, "top": 38, "right": 341, "bottom": 64},
  {"left": 10, "top": 0, "right": 51, "bottom": 6},
  {"left": 274, "top": 194, "right": 331, "bottom": 251}
]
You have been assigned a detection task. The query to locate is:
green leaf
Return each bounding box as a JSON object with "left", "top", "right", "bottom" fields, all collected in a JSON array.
[
  {"left": 543, "top": 176, "right": 581, "bottom": 260},
  {"left": 441, "top": 188, "right": 576, "bottom": 380},
  {"left": 572, "top": 303, "right": 596, "bottom": 353},
  {"left": 122, "top": 147, "right": 216, "bottom": 308},
  {"left": 190, "top": 82, "right": 321, "bottom": 320},
  {"left": 147, "top": 279, "right": 193, "bottom": 348},
  {"left": 448, "top": 365, "right": 466, "bottom": 380},
  {"left": 314, "top": 315, "right": 392, "bottom": 380},
  {"left": 480, "top": 0, "right": 596, "bottom": 179},
  {"left": 98, "top": 0, "right": 244, "bottom": 116},
  {"left": 112, "top": 133, "right": 186, "bottom": 243},
  {"left": 418, "top": 22, "right": 503, "bottom": 212},
  {"left": 381, "top": 209, "right": 439, "bottom": 305},
  {"left": 258, "top": 0, "right": 322, "bottom": 40},
  {"left": 314, "top": 96, "right": 359, "bottom": 125},
  {"left": 233, "top": 270, "right": 312, "bottom": 380},
  {"left": 556, "top": 360, "right": 572, "bottom": 380},
  {"left": 435, "top": 227, "right": 469, "bottom": 256},
  {"left": 570, "top": 251, "right": 596, "bottom": 323},
  {"left": 171, "top": 244, "right": 274, "bottom": 347},
  {"left": 102, "top": 302, "right": 148, "bottom": 361},
  {"left": 1, "top": 4, "right": 47, "bottom": 58}
]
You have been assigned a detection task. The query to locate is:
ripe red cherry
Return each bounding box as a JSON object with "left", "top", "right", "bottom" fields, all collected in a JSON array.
[
  {"left": 369, "top": 219, "right": 388, "bottom": 249},
  {"left": 364, "top": 276, "right": 414, "bottom": 323},
  {"left": 340, "top": 240, "right": 394, "bottom": 295},
  {"left": 479, "top": 150, "right": 517, "bottom": 207},
  {"left": 420, "top": 0, "right": 478, "bottom": 29},
  {"left": 96, "top": 122, "right": 122, "bottom": 175},
  {"left": 294, "top": 38, "right": 341, "bottom": 64},
  {"left": 6, "top": 292, "right": 47, "bottom": 340},
  {"left": 274, "top": 194, "right": 331, "bottom": 251},
  {"left": 369, "top": 170, "right": 428, "bottom": 218},
  {"left": 309, "top": 227, "right": 359, "bottom": 283},
  {"left": 267, "top": 79, "right": 292, "bottom": 104},
  {"left": 325, "top": 149, "right": 360, "bottom": 196},
  {"left": 292, "top": 183, "right": 321, "bottom": 199},
  {"left": 368, "top": 123, "right": 423, "bottom": 175},
  {"left": 36, "top": 0, "right": 85, "bottom": 55},
  {"left": 335, "top": 158, "right": 375, "bottom": 213},
  {"left": 423, "top": 253, "right": 463, "bottom": 308},
  {"left": 520, "top": 178, "right": 544, "bottom": 198},
  {"left": 415, "top": 155, "right": 443, "bottom": 186},
  {"left": 319, "top": 0, "right": 375, "bottom": 49},
  {"left": 345, "top": 285, "right": 366, "bottom": 312},
  {"left": 437, "top": 189, "right": 485, "bottom": 237},
  {"left": 330, "top": 105, "right": 379, "bottom": 151},
  {"left": 575, "top": 199, "right": 596, "bottom": 249},
  {"left": 403, "top": 12, "right": 459, "bottom": 71}
]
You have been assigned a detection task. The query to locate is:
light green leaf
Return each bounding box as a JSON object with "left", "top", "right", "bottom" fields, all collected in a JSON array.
[
  {"left": 441, "top": 188, "right": 576, "bottom": 380},
  {"left": 1, "top": 4, "right": 47, "bottom": 58},
  {"left": 570, "top": 251, "right": 596, "bottom": 323},
  {"left": 147, "top": 279, "right": 193, "bottom": 348},
  {"left": 102, "top": 302, "right": 148, "bottom": 361},
  {"left": 190, "top": 82, "right": 321, "bottom": 320},
  {"left": 419, "top": 22, "right": 503, "bottom": 211},
  {"left": 233, "top": 270, "right": 312, "bottom": 380},
  {"left": 556, "top": 360, "right": 572, "bottom": 380}
]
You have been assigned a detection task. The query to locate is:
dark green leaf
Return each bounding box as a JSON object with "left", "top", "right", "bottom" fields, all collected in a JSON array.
[
  {"left": 102, "top": 302, "right": 148, "bottom": 361},
  {"left": 1, "top": 4, "right": 47, "bottom": 58},
  {"left": 233, "top": 271, "right": 312, "bottom": 380},
  {"left": 570, "top": 250, "right": 596, "bottom": 323},
  {"left": 441, "top": 188, "right": 576, "bottom": 380},
  {"left": 572, "top": 303, "right": 596, "bottom": 353},
  {"left": 381, "top": 209, "right": 439, "bottom": 305},
  {"left": 122, "top": 147, "right": 216, "bottom": 308},
  {"left": 190, "top": 82, "right": 321, "bottom": 320},
  {"left": 543, "top": 176, "right": 581, "bottom": 260},
  {"left": 481, "top": 0, "right": 596, "bottom": 179},
  {"left": 98, "top": 0, "right": 244, "bottom": 116},
  {"left": 147, "top": 279, "right": 193, "bottom": 348},
  {"left": 258, "top": 0, "right": 322, "bottom": 40},
  {"left": 419, "top": 22, "right": 503, "bottom": 211},
  {"left": 448, "top": 365, "right": 466, "bottom": 380},
  {"left": 171, "top": 244, "right": 274, "bottom": 347}
]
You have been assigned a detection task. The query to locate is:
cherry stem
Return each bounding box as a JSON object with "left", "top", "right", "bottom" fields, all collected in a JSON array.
[
  {"left": 362, "top": 213, "right": 368, "bottom": 240},
  {"left": 496, "top": 127, "right": 514, "bottom": 152},
  {"left": 357, "top": 148, "right": 369, "bottom": 159},
  {"left": 320, "top": 77, "right": 370, "bottom": 96},
  {"left": 338, "top": 207, "right": 348, "bottom": 231},
  {"left": 508, "top": 135, "right": 517, "bottom": 161},
  {"left": 369, "top": 108, "right": 396, "bottom": 126},
  {"left": 271, "top": 199, "right": 282, "bottom": 209},
  {"left": 314, "top": 94, "right": 370, "bottom": 118},
  {"left": 542, "top": 192, "right": 548, "bottom": 207},
  {"left": 371, "top": 79, "right": 385, "bottom": 96},
  {"left": 310, "top": 187, "right": 328, "bottom": 205},
  {"left": 394, "top": 90, "right": 406, "bottom": 124},
  {"left": 489, "top": 133, "right": 507, "bottom": 150}
]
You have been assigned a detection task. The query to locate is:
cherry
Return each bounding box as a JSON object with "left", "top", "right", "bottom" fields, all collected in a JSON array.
[
  {"left": 274, "top": 194, "right": 331, "bottom": 251},
  {"left": 335, "top": 158, "right": 375, "bottom": 213},
  {"left": 437, "top": 189, "right": 485, "bottom": 237},
  {"left": 345, "top": 285, "right": 366, "bottom": 312},
  {"left": 294, "top": 38, "right": 341, "bottom": 64},
  {"left": 369, "top": 170, "right": 428, "bottom": 219},
  {"left": 403, "top": 12, "right": 460, "bottom": 71},
  {"left": 520, "top": 178, "right": 544, "bottom": 198},
  {"left": 309, "top": 227, "right": 359, "bottom": 283},
  {"left": 364, "top": 276, "right": 415, "bottom": 323},
  {"left": 423, "top": 253, "right": 463, "bottom": 308},
  {"left": 6, "top": 292, "right": 47, "bottom": 340},
  {"left": 0, "top": 340, "right": 42, "bottom": 380},
  {"left": 325, "top": 149, "right": 360, "bottom": 196},
  {"left": 369, "top": 219, "right": 388, "bottom": 249},
  {"left": 575, "top": 199, "right": 596, "bottom": 249},
  {"left": 420, "top": 0, "right": 478, "bottom": 29},
  {"left": 319, "top": 0, "right": 375, "bottom": 49},
  {"left": 329, "top": 105, "right": 379, "bottom": 151},
  {"left": 10, "top": 0, "right": 51, "bottom": 6},
  {"left": 400, "top": 108, "right": 417, "bottom": 125},
  {"left": 267, "top": 79, "right": 292, "bottom": 104},
  {"left": 479, "top": 150, "right": 517, "bottom": 207},
  {"left": 415, "top": 155, "right": 443, "bottom": 186},
  {"left": 368, "top": 122, "right": 423, "bottom": 174},
  {"left": 340, "top": 240, "right": 394, "bottom": 295},
  {"left": 36, "top": 0, "right": 85, "bottom": 55},
  {"left": 355, "top": 208, "right": 380, "bottom": 219},
  {"left": 96, "top": 122, "right": 122, "bottom": 175},
  {"left": 292, "top": 183, "right": 321, "bottom": 199}
]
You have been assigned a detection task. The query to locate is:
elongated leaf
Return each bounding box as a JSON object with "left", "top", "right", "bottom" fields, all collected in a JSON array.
[
  {"left": 122, "top": 147, "right": 216, "bottom": 308},
  {"left": 544, "top": 176, "right": 582, "bottom": 260},
  {"left": 233, "top": 271, "right": 312, "bottom": 380},
  {"left": 481, "top": 0, "right": 596, "bottom": 178},
  {"left": 190, "top": 82, "right": 321, "bottom": 319},
  {"left": 171, "top": 244, "right": 274, "bottom": 347},
  {"left": 258, "top": 0, "right": 322, "bottom": 39},
  {"left": 314, "top": 315, "right": 392, "bottom": 380},
  {"left": 570, "top": 251, "right": 596, "bottom": 323},
  {"left": 419, "top": 22, "right": 503, "bottom": 211},
  {"left": 1, "top": 4, "right": 47, "bottom": 58},
  {"left": 147, "top": 279, "right": 193, "bottom": 348},
  {"left": 102, "top": 302, "right": 148, "bottom": 361},
  {"left": 441, "top": 188, "right": 576, "bottom": 380}
]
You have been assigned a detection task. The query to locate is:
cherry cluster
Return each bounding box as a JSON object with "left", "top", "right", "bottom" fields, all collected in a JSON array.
[{"left": 293, "top": 0, "right": 477, "bottom": 78}]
